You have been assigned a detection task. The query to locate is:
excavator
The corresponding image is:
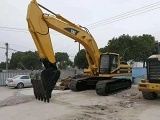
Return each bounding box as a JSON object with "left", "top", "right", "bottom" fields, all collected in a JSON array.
[
  {"left": 138, "top": 42, "right": 160, "bottom": 100},
  {"left": 26, "top": 0, "right": 132, "bottom": 102}
]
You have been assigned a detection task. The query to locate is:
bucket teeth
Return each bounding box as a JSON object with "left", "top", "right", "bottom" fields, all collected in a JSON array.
[{"left": 31, "top": 70, "right": 60, "bottom": 103}]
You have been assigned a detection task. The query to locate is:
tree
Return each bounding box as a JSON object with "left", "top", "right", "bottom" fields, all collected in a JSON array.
[
  {"left": 0, "top": 62, "right": 6, "bottom": 70},
  {"left": 66, "top": 59, "right": 74, "bottom": 67},
  {"left": 9, "top": 51, "right": 24, "bottom": 69},
  {"left": 9, "top": 51, "right": 42, "bottom": 70},
  {"left": 21, "top": 51, "right": 42, "bottom": 70},
  {"left": 101, "top": 34, "right": 156, "bottom": 67},
  {"left": 55, "top": 52, "right": 71, "bottom": 69},
  {"left": 107, "top": 34, "right": 133, "bottom": 62},
  {"left": 74, "top": 49, "right": 88, "bottom": 69},
  {"left": 99, "top": 46, "right": 109, "bottom": 53},
  {"left": 55, "top": 52, "right": 69, "bottom": 62},
  {"left": 132, "top": 34, "right": 155, "bottom": 67}
]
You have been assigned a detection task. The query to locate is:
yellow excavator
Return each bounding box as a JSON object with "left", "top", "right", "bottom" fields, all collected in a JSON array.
[
  {"left": 27, "top": 0, "right": 132, "bottom": 102},
  {"left": 138, "top": 42, "right": 160, "bottom": 100}
]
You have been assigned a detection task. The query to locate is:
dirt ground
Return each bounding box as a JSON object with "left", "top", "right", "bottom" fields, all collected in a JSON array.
[{"left": 0, "top": 85, "right": 160, "bottom": 120}]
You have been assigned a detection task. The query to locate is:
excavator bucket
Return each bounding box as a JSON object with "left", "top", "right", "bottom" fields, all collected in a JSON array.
[{"left": 31, "top": 69, "right": 60, "bottom": 103}]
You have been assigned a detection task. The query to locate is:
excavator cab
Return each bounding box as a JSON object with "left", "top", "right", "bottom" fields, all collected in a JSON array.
[{"left": 99, "top": 53, "right": 118, "bottom": 74}]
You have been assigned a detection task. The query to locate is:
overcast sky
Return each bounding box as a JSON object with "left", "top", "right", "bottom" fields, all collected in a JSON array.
[{"left": 0, "top": 0, "right": 160, "bottom": 63}]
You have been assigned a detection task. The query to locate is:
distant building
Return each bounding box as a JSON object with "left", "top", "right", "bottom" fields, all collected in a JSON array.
[{"left": 132, "top": 67, "right": 146, "bottom": 84}]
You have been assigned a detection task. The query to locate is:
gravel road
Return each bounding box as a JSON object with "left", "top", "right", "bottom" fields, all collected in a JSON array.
[{"left": 0, "top": 85, "right": 160, "bottom": 120}]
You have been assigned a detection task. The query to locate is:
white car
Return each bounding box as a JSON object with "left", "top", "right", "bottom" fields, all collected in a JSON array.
[{"left": 6, "top": 75, "right": 32, "bottom": 89}]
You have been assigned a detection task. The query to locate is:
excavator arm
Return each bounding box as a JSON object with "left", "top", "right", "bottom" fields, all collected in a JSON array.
[{"left": 27, "top": 0, "right": 100, "bottom": 102}]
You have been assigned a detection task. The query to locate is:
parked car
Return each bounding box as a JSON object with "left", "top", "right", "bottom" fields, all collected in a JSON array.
[{"left": 6, "top": 75, "right": 32, "bottom": 89}]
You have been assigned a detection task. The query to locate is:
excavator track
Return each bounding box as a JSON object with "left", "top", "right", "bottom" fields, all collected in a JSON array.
[
  {"left": 70, "top": 77, "right": 132, "bottom": 96},
  {"left": 96, "top": 78, "right": 131, "bottom": 96},
  {"left": 95, "top": 80, "right": 111, "bottom": 95},
  {"left": 70, "top": 77, "right": 89, "bottom": 91}
]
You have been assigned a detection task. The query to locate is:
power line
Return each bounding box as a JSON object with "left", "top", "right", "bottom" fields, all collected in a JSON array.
[
  {"left": 8, "top": 48, "right": 19, "bottom": 52},
  {"left": 0, "top": 46, "right": 6, "bottom": 49},
  {"left": 86, "top": 2, "right": 160, "bottom": 28},
  {"left": 0, "top": 26, "right": 26, "bottom": 31},
  {"left": 0, "top": 41, "right": 36, "bottom": 51},
  {"left": 0, "top": 1, "right": 159, "bottom": 33},
  {"left": 0, "top": 27, "right": 61, "bottom": 35},
  {"left": 9, "top": 43, "right": 36, "bottom": 51},
  {"left": 86, "top": 1, "right": 160, "bottom": 27},
  {"left": 0, "top": 28, "right": 29, "bottom": 33},
  {"left": 1, "top": 44, "right": 33, "bottom": 53},
  {"left": 88, "top": 7, "right": 160, "bottom": 29}
]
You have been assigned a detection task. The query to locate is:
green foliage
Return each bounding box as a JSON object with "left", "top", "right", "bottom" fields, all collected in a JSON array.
[
  {"left": 57, "top": 62, "right": 67, "bottom": 70},
  {"left": 103, "top": 34, "right": 156, "bottom": 66},
  {"left": 99, "top": 46, "right": 109, "bottom": 53},
  {"left": 9, "top": 51, "right": 42, "bottom": 70},
  {"left": 74, "top": 49, "right": 88, "bottom": 69},
  {"left": 66, "top": 59, "right": 73, "bottom": 67},
  {"left": 55, "top": 52, "right": 72, "bottom": 69},
  {"left": 8, "top": 51, "right": 73, "bottom": 70},
  {"left": 9, "top": 51, "right": 23, "bottom": 69},
  {"left": 0, "top": 62, "right": 6, "bottom": 70},
  {"left": 21, "top": 51, "right": 42, "bottom": 70},
  {"left": 55, "top": 52, "right": 69, "bottom": 62},
  {"left": 131, "top": 34, "right": 155, "bottom": 67},
  {"left": 107, "top": 34, "right": 132, "bottom": 62}
]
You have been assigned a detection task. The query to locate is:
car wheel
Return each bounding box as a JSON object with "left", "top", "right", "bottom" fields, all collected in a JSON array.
[{"left": 17, "top": 83, "right": 24, "bottom": 89}]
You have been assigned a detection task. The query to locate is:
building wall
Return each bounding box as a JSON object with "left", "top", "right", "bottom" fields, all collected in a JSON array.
[{"left": 132, "top": 67, "right": 147, "bottom": 84}]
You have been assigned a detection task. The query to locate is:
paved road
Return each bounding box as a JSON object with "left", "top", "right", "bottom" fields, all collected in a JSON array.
[
  {"left": 138, "top": 100, "right": 160, "bottom": 120},
  {"left": 0, "top": 87, "right": 16, "bottom": 100}
]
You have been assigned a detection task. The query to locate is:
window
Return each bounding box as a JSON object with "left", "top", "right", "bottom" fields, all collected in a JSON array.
[
  {"left": 110, "top": 55, "right": 118, "bottom": 71},
  {"left": 12, "top": 75, "right": 20, "bottom": 79},
  {"left": 99, "top": 55, "right": 110, "bottom": 74},
  {"left": 20, "top": 76, "right": 29, "bottom": 79}
]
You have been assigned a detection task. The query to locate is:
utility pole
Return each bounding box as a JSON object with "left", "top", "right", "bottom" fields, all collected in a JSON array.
[
  {"left": 75, "top": 41, "right": 80, "bottom": 52},
  {"left": 5, "top": 43, "right": 9, "bottom": 71}
]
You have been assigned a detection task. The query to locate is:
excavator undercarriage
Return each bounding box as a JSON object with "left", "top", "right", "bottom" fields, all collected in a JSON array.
[
  {"left": 31, "top": 72, "right": 132, "bottom": 102},
  {"left": 70, "top": 77, "right": 131, "bottom": 95}
]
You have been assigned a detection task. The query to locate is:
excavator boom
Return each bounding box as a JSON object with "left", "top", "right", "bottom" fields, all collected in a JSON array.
[{"left": 27, "top": 0, "right": 100, "bottom": 75}]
